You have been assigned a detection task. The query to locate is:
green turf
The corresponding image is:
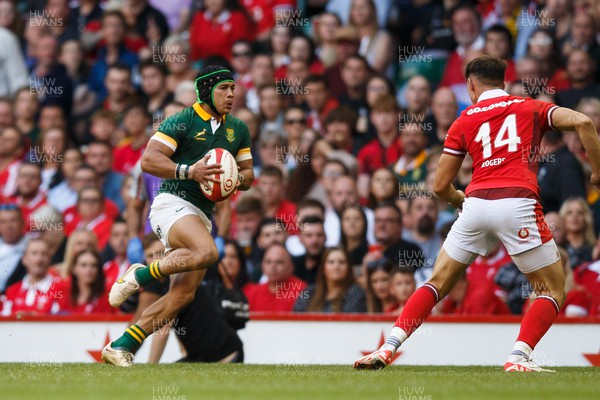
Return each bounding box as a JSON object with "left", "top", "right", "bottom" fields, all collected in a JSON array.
[{"left": 1, "top": 364, "right": 598, "bottom": 400}]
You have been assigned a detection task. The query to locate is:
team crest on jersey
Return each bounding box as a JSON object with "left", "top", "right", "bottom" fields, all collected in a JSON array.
[
  {"left": 194, "top": 129, "right": 207, "bottom": 140},
  {"left": 226, "top": 128, "right": 235, "bottom": 143},
  {"left": 518, "top": 228, "right": 529, "bottom": 239}
]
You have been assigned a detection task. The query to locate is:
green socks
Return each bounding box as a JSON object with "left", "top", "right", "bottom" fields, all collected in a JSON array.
[
  {"left": 111, "top": 324, "right": 148, "bottom": 353},
  {"left": 134, "top": 260, "right": 164, "bottom": 286}
]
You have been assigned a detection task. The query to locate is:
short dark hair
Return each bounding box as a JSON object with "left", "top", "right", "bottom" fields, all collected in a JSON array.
[
  {"left": 297, "top": 198, "right": 325, "bottom": 214},
  {"left": 374, "top": 200, "right": 402, "bottom": 220},
  {"left": 236, "top": 196, "right": 263, "bottom": 214},
  {"left": 299, "top": 215, "right": 324, "bottom": 225},
  {"left": 140, "top": 58, "right": 168, "bottom": 76},
  {"left": 325, "top": 105, "right": 357, "bottom": 129},
  {"left": 260, "top": 165, "right": 284, "bottom": 181},
  {"left": 258, "top": 217, "right": 284, "bottom": 235},
  {"left": 465, "top": 56, "right": 506, "bottom": 87},
  {"left": 304, "top": 74, "right": 328, "bottom": 89}
]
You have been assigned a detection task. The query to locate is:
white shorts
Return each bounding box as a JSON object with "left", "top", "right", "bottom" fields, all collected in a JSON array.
[
  {"left": 443, "top": 197, "right": 559, "bottom": 274},
  {"left": 149, "top": 193, "right": 212, "bottom": 252}
]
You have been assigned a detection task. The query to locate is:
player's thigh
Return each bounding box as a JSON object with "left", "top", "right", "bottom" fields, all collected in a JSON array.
[
  {"left": 429, "top": 248, "right": 472, "bottom": 298},
  {"left": 494, "top": 198, "right": 552, "bottom": 255},
  {"left": 443, "top": 197, "right": 496, "bottom": 257},
  {"left": 168, "top": 214, "right": 217, "bottom": 255}
]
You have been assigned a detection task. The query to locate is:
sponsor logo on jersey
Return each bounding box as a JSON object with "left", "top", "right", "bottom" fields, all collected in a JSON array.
[
  {"left": 194, "top": 129, "right": 207, "bottom": 140},
  {"left": 518, "top": 228, "right": 529, "bottom": 239},
  {"left": 226, "top": 128, "right": 235, "bottom": 142},
  {"left": 467, "top": 99, "right": 525, "bottom": 115}
]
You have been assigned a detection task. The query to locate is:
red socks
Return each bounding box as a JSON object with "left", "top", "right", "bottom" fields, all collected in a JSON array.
[
  {"left": 516, "top": 295, "right": 560, "bottom": 349},
  {"left": 394, "top": 283, "right": 439, "bottom": 336}
]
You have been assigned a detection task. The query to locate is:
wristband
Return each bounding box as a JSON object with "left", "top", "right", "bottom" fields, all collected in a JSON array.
[{"left": 175, "top": 163, "right": 189, "bottom": 180}]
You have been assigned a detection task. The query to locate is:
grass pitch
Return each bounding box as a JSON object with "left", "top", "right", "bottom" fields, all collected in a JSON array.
[{"left": 1, "top": 364, "right": 598, "bottom": 400}]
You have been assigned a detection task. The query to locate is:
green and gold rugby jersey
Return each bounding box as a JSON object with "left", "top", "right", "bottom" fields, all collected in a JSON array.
[{"left": 150, "top": 102, "right": 252, "bottom": 216}]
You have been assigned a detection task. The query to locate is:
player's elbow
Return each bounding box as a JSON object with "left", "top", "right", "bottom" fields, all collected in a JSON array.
[
  {"left": 140, "top": 150, "right": 154, "bottom": 173},
  {"left": 433, "top": 180, "right": 449, "bottom": 197},
  {"left": 573, "top": 112, "right": 594, "bottom": 130}
]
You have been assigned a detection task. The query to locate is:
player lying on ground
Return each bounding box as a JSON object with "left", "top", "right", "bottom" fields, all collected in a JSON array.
[
  {"left": 101, "top": 66, "right": 254, "bottom": 366},
  {"left": 354, "top": 56, "right": 600, "bottom": 372}
]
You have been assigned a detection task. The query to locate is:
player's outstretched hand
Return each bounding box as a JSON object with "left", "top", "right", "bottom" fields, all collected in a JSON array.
[
  {"left": 189, "top": 154, "right": 224, "bottom": 186},
  {"left": 450, "top": 190, "right": 466, "bottom": 210},
  {"left": 591, "top": 173, "right": 600, "bottom": 190}
]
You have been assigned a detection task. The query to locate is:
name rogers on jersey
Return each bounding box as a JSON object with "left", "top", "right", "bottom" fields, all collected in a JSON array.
[
  {"left": 466, "top": 98, "right": 525, "bottom": 115},
  {"left": 481, "top": 157, "right": 506, "bottom": 167}
]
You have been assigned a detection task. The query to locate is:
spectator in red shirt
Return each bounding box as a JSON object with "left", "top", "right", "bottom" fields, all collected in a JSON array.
[
  {"left": 246, "top": 218, "right": 288, "bottom": 282},
  {"left": 243, "top": 244, "right": 306, "bottom": 312},
  {"left": 305, "top": 75, "right": 339, "bottom": 135},
  {"left": 7, "top": 163, "right": 47, "bottom": 232},
  {"left": 440, "top": 272, "right": 511, "bottom": 315},
  {"left": 357, "top": 95, "right": 402, "bottom": 199},
  {"left": 62, "top": 249, "right": 114, "bottom": 314},
  {"left": 466, "top": 243, "right": 512, "bottom": 300},
  {"left": 113, "top": 104, "right": 150, "bottom": 175},
  {"left": 243, "top": 0, "right": 294, "bottom": 41},
  {"left": 2, "top": 239, "right": 67, "bottom": 316},
  {"left": 574, "top": 259, "right": 600, "bottom": 316},
  {"left": 0, "top": 127, "right": 24, "bottom": 199},
  {"left": 257, "top": 166, "right": 297, "bottom": 232},
  {"left": 275, "top": 34, "right": 325, "bottom": 80},
  {"left": 388, "top": 267, "right": 416, "bottom": 315},
  {"left": 189, "top": 0, "right": 254, "bottom": 63},
  {"left": 484, "top": 25, "right": 517, "bottom": 83},
  {"left": 63, "top": 186, "right": 114, "bottom": 250},
  {"left": 439, "top": 4, "right": 485, "bottom": 109},
  {"left": 103, "top": 220, "right": 130, "bottom": 289}
]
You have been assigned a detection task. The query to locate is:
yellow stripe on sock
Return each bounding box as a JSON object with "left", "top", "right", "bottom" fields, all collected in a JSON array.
[
  {"left": 148, "top": 264, "right": 159, "bottom": 280},
  {"left": 151, "top": 261, "right": 163, "bottom": 278},
  {"left": 126, "top": 328, "right": 143, "bottom": 344},
  {"left": 130, "top": 325, "right": 146, "bottom": 340}
]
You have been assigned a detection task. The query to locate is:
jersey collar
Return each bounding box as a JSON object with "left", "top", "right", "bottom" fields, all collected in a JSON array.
[
  {"left": 193, "top": 102, "right": 226, "bottom": 123},
  {"left": 477, "top": 89, "right": 509, "bottom": 102}
]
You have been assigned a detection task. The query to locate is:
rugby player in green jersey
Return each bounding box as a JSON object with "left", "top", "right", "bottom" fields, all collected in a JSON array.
[{"left": 102, "top": 66, "right": 254, "bottom": 366}]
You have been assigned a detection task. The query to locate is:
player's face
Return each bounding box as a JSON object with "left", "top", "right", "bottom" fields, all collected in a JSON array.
[
  {"left": 370, "top": 269, "right": 391, "bottom": 301},
  {"left": 324, "top": 250, "right": 348, "bottom": 283},
  {"left": 213, "top": 82, "right": 235, "bottom": 115}
]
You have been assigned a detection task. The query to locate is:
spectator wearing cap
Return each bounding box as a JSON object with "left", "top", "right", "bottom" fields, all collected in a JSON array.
[
  {"left": 243, "top": 244, "right": 306, "bottom": 312},
  {"left": 0, "top": 127, "right": 24, "bottom": 199},
  {"left": 6, "top": 163, "right": 48, "bottom": 233},
  {"left": 0, "top": 204, "right": 28, "bottom": 293},
  {"left": 326, "top": 26, "right": 361, "bottom": 99},
  {"left": 189, "top": 0, "right": 254, "bottom": 63}
]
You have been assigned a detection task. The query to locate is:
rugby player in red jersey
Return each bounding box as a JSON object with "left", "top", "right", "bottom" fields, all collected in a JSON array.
[{"left": 354, "top": 56, "right": 600, "bottom": 372}]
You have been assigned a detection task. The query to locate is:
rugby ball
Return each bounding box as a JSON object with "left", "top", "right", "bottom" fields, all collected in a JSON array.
[{"left": 200, "top": 148, "right": 239, "bottom": 202}]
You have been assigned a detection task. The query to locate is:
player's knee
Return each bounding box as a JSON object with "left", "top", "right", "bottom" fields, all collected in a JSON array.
[{"left": 190, "top": 245, "right": 218, "bottom": 270}]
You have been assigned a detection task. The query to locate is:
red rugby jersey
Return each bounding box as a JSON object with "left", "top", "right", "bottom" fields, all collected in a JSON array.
[{"left": 443, "top": 89, "right": 559, "bottom": 197}]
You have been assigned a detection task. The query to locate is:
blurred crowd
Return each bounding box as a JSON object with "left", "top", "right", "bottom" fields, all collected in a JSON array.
[{"left": 0, "top": 0, "right": 600, "bottom": 322}]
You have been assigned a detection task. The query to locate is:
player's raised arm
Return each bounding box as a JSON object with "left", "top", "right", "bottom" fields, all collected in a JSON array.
[
  {"left": 433, "top": 154, "right": 466, "bottom": 210},
  {"left": 551, "top": 107, "right": 600, "bottom": 187}
]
